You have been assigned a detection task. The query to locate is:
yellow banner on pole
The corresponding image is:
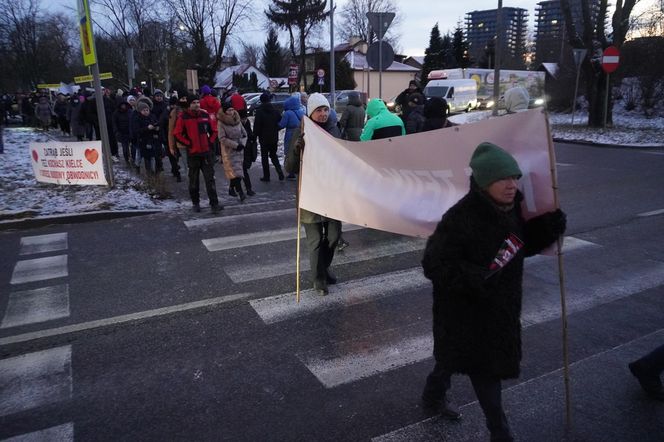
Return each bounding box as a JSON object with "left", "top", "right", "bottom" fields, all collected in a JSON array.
[
  {"left": 77, "top": 0, "right": 96, "bottom": 66},
  {"left": 74, "top": 73, "right": 113, "bottom": 83},
  {"left": 37, "top": 84, "right": 62, "bottom": 89}
]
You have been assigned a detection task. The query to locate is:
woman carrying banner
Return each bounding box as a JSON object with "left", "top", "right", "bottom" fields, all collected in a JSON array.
[
  {"left": 421, "top": 142, "right": 566, "bottom": 441},
  {"left": 285, "top": 93, "right": 342, "bottom": 296}
]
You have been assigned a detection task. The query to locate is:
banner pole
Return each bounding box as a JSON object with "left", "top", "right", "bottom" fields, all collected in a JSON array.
[
  {"left": 544, "top": 109, "right": 572, "bottom": 432},
  {"left": 295, "top": 121, "right": 305, "bottom": 303}
]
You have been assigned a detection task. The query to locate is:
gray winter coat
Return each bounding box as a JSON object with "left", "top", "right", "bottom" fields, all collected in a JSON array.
[{"left": 218, "top": 109, "right": 248, "bottom": 180}]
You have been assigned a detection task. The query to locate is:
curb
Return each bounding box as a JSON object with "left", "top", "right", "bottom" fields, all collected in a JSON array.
[
  {"left": 0, "top": 210, "right": 162, "bottom": 231},
  {"left": 552, "top": 138, "right": 664, "bottom": 149}
]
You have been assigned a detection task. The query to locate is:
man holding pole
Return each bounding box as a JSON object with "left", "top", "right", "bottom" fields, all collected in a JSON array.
[{"left": 420, "top": 142, "right": 566, "bottom": 441}]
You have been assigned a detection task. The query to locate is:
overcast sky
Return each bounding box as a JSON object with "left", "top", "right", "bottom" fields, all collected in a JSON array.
[{"left": 52, "top": 0, "right": 657, "bottom": 57}]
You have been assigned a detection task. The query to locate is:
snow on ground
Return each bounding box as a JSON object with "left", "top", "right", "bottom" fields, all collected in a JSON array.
[
  {"left": 0, "top": 127, "right": 179, "bottom": 220},
  {"left": 449, "top": 107, "right": 663, "bottom": 147}
]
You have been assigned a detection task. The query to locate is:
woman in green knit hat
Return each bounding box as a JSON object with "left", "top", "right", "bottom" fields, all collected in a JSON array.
[{"left": 420, "top": 142, "right": 567, "bottom": 441}]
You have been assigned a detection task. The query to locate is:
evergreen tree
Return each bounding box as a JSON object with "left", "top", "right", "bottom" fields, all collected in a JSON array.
[
  {"left": 265, "top": 0, "right": 328, "bottom": 90},
  {"left": 262, "top": 28, "right": 287, "bottom": 77},
  {"left": 421, "top": 23, "right": 443, "bottom": 85},
  {"left": 441, "top": 33, "right": 456, "bottom": 68},
  {"left": 452, "top": 23, "right": 470, "bottom": 69}
]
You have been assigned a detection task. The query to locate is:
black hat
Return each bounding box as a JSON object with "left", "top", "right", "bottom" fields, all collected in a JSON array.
[
  {"left": 187, "top": 94, "right": 200, "bottom": 104},
  {"left": 260, "top": 92, "right": 272, "bottom": 103},
  {"left": 221, "top": 97, "right": 232, "bottom": 112}
]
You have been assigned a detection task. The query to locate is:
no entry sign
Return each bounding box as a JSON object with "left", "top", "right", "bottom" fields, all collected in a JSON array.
[{"left": 601, "top": 46, "right": 620, "bottom": 73}]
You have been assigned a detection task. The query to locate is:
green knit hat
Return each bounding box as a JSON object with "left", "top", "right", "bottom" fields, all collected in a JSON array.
[{"left": 469, "top": 142, "right": 522, "bottom": 188}]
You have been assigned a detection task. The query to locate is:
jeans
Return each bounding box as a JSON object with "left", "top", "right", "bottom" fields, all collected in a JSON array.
[
  {"left": 187, "top": 153, "right": 219, "bottom": 207},
  {"left": 178, "top": 147, "right": 188, "bottom": 176},
  {"left": 303, "top": 220, "right": 341, "bottom": 285}
]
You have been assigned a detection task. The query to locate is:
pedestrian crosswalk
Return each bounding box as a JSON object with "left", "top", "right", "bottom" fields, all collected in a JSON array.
[
  {"left": 1, "top": 233, "right": 73, "bottom": 440},
  {"left": 181, "top": 203, "right": 664, "bottom": 438}
]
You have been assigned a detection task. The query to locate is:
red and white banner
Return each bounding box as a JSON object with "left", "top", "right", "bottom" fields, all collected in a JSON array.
[
  {"left": 299, "top": 108, "right": 556, "bottom": 239},
  {"left": 30, "top": 140, "right": 107, "bottom": 186}
]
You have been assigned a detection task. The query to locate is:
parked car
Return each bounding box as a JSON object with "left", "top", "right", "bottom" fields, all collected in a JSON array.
[{"left": 247, "top": 93, "right": 291, "bottom": 116}]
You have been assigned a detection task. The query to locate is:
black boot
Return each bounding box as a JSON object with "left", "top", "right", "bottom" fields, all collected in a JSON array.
[{"left": 229, "top": 187, "right": 237, "bottom": 197}]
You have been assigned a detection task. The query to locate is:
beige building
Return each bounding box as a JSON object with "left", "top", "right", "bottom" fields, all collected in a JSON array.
[{"left": 305, "top": 39, "right": 420, "bottom": 101}]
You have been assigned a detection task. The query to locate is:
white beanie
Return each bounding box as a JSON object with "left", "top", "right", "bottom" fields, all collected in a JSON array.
[
  {"left": 126, "top": 95, "right": 136, "bottom": 103},
  {"left": 306, "top": 93, "right": 330, "bottom": 117}
]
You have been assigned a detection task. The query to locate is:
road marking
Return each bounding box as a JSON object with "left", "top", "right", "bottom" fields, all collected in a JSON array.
[
  {"left": 2, "top": 423, "right": 74, "bottom": 442},
  {"left": 10, "top": 255, "right": 68, "bottom": 285},
  {"left": 637, "top": 151, "right": 664, "bottom": 156},
  {"left": 0, "top": 346, "right": 72, "bottom": 417},
  {"left": 19, "top": 233, "right": 68, "bottom": 255},
  {"left": 225, "top": 236, "right": 427, "bottom": 283},
  {"left": 301, "top": 334, "right": 432, "bottom": 389},
  {"left": 1, "top": 284, "right": 70, "bottom": 329},
  {"left": 250, "top": 236, "right": 595, "bottom": 324},
  {"left": 555, "top": 162, "right": 574, "bottom": 167},
  {"left": 250, "top": 268, "right": 429, "bottom": 324},
  {"left": 297, "top": 238, "right": 664, "bottom": 389},
  {"left": 184, "top": 208, "right": 295, "bottom": 229},
  {"left": 371, "top": 328, "right": 664, "bottom": 442},
  {"left": 0, "top": 293, "right": 253, "bottom": 347},
  {"left": 637, "top": 208, "right": 664, "bottom": 217},
  {"left": 203, "top": 224, "right": 364, "bottom": 252}
]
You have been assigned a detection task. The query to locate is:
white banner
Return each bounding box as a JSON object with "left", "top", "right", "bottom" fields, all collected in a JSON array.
[
  {"left": 30, "top": 140, "right": 107, "bottom": 186},
  {"left": 299, "top": 108, "right": 556, "bottom": 239}
]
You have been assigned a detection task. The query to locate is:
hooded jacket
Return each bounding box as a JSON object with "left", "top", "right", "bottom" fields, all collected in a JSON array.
[
  {"left": 338, "top": 93, "right": 365, "bottom": 141},
  {"left": 405, "top": 104, "right": 425, "bottom": 134},
  {"left": 253, "top": 101, "right": 281, "bottom": 147},
  {"left": 200, "top": 94, "right": 221, "bottom": 116},
  {"left": 422, "top": 178, "right": 564, "bottom": 379},
  {"left": 360, "top": 99, "right": 405, "bottom": 141},
  {"left": 279, "top": 96, "right": 304, "bottom": 151}
]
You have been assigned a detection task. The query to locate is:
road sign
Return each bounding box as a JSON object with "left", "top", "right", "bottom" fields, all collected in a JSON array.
[
  {"left": 601, "top": 46, "right": 620, "bottom": 73},
  {"left": 269, "top": 79, "right": 278, "bottom": 89},
  {"left": 366, "top": 12, "right": 395, "bottom": 40},
  {"left": 77, "top": 0, "right": 97, "bottom": 66},
  {"left": 572, "top": 48, "right": 587, "bottom": 68},
  {"left": 37, "top": 84, "right": 61, "bottom": 89},
  {"left": 74, "top": 72, "right": 113, "bottom": 83},
  {"left": 317, "top": 68, "right": 325, "bottom": 79},
  {"left": 366, "top": 41, "right": 394, "bottom": 71},
  {"left": 288, "top": 64, "right": 299, "bottom": 85}
]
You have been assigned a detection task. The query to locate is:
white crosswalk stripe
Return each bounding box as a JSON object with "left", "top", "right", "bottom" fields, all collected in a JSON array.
[
  {"left": 225, "top": 236, "right": 426, "bottom": 283},
  {"left": 2, "top": 423, "right": 74, "bottom": 442},
  {"left": 184, "top": 207, "right": 295, "bottom": 229},
  {"left": 1, "top": 284, "right": 70, "bottom": 329},
  {"left": 0, "top": 346, "right": 72, "bottom": 417},
  {"left": 10, "top": 255, "right": 68, "bottom": 285},
  {"left": 203, "top": 224, "right": 364, "bottom": 252},
  {"left": 19, "top": 233, "right": 68, "bottom": 256}
]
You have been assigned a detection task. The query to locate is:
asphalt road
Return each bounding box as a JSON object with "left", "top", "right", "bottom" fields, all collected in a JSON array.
[{"left": 1, "top": 142, "right": 663, "bottom": 441}]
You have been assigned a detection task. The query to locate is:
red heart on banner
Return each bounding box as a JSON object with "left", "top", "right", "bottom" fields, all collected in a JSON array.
[
  {"left": 32, "top": 150, "right": 39, "bottom": 162},
  {"left": 84, "top": 148, "right": 99, "bottom": 164}
]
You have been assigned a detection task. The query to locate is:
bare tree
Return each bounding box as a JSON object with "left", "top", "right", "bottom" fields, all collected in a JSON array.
[
  {"left": 239, "top": 42, "right": 262, "bottom": 67},
  {"left": 337, "top": 0, "right": 402, "bottom": 48},
  {"left": 560, "top": 0, "right": 641, "bottom": 126},
  {"left": 164, "top": 0, "right": 250, "bottom": 85}
]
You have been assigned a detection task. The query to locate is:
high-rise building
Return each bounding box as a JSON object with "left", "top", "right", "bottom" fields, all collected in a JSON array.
[
  {"left": 534, "top": 0, "right": 603, "bottom": 65},
  {"left": 465, "top": 7, "right": 529, "bottom": 69}
]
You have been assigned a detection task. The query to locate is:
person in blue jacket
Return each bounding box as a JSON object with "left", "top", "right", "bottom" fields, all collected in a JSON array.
[{"left": 279, "top": 95, "right": 305, "bottom": 179}]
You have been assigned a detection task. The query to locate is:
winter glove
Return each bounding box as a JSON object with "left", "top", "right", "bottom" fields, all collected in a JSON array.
[
  {"left": 235, "top": 143, "right": 244, "bottom": 152},
  {"left": 547, "top": 208, "right": 567, "bottom": 237}
]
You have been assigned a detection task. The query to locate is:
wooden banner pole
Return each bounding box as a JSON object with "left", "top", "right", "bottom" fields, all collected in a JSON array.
[{"left": 544, "top": 109, "right": 572, "bottom": 431}]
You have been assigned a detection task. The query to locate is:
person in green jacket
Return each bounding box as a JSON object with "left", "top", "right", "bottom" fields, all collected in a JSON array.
[{"left": 359, "top": 98, "right": 405, "bottom": 141}]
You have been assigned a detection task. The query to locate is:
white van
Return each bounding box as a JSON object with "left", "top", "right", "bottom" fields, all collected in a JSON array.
[{"left": 423, "top": 79, "right": 478, "bottom": 113}]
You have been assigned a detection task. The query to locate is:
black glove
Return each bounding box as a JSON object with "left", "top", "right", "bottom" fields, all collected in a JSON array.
[
  {"left": 548, "top": 209, "right": 567, "bottom": 236},
  {"left": 235, "top": 143, "right": 244, "bottom": 152}
]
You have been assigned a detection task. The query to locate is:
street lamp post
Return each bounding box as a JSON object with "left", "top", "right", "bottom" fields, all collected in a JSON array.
[{"left": 492, "top": 0, "right": 503, "bottom": 117}]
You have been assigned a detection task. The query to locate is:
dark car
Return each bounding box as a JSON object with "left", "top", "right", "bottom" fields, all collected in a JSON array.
[{"left": 247, "top": 92, "right": 291, "bottom": 116}]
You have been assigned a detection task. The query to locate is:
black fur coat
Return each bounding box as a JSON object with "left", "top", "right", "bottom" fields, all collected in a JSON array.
[{"left": 422, "top": 179, "right": 563, "bottom": 379}]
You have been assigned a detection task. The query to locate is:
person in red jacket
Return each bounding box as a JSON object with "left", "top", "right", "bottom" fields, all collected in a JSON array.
[
  {"left": 199, "top": 85, "right": 221, "bottom": 116},
  {"left": 173, "top": 94, "right": 222, "bottom": 213},
  {"left": 229, "top": 89, "right": 247, "bottom": 118}
]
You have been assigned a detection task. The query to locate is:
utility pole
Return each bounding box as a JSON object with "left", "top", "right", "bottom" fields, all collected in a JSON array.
[
  {"left": 330, "top": 0, "right": 336, "bottom": 109},
  {"left": 492, "top": 0, "right": 503, "bottom": 117}
]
